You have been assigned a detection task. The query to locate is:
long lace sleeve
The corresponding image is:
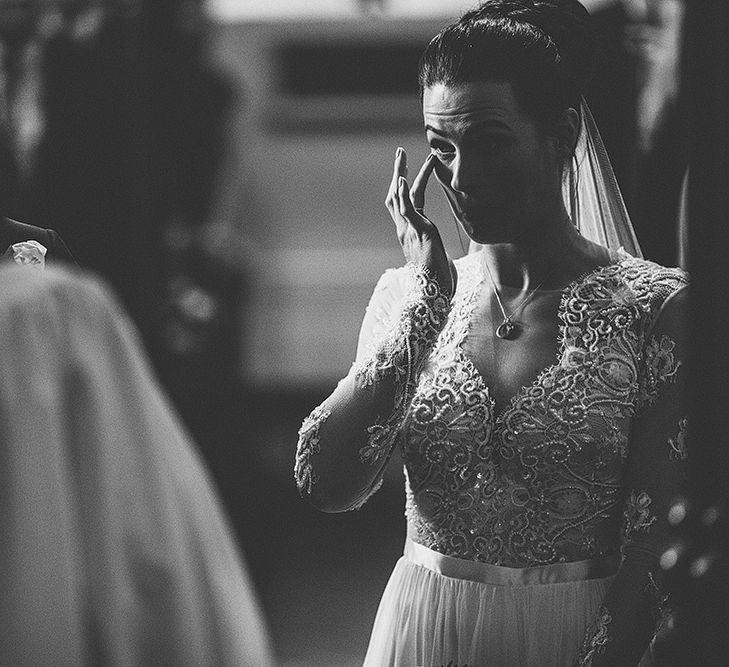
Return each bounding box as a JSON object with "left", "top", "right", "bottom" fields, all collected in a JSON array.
[
  {"left": 577, "top": 283, "right": 688, "bottom": 666},
  {"left": 294, "top": 263, "right": 452, "bottom": 512}
]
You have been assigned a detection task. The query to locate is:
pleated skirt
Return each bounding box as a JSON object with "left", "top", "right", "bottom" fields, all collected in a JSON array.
[{"left": 363, "top": 539, "right": 652, "bottom": 667}]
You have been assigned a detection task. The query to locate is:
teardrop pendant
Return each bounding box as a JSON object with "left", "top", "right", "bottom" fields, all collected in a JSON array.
[{"left": 495, "top": 318, "right": 516, "bottom": 339}]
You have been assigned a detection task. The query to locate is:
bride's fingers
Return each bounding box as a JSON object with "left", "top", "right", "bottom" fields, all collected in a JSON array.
[
  {"left": 398, "top": 177, "right": 430, "bottom": 235},
  {"left": 386, "top": 147, "right": 407, "bottom": 211},
  {"left": 409, "top": 154, "right": 436, "bottom": 212}
]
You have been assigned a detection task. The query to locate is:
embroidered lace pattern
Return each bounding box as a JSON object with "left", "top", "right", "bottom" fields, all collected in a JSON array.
[
  {"left": 354, "top": 263, "right": 451, "bottom": 467},
  {"left": 639, "top": 335, "right": 681, "bottom": 407},
  {"left": 621, "top": 490, "right": 658, "bottom": 556},
  {"left": 294, "top": 406, "right": 332, "bottom": 495},
  {"left": 577, "top": 605, "right": 612, "bottom": 667},
  {"left": 645, "top": 570, "right": 672, "bottom": 636},
  {"left": 402, "top": 254, "right": 687, "bottom": 566},
  {"left": 669, "top": 417, "right": 688, "bottom": 461},
  {"left": 295, "top": 263, "right": 450, "bottom": 506}
]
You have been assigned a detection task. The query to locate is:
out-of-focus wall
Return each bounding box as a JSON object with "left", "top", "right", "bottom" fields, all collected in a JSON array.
[
  {"left": 210, "top": 18, "right": 470, "bottom": 389},
  {"left": 208, "top": 0, "right": 474, "bottom": 22}
]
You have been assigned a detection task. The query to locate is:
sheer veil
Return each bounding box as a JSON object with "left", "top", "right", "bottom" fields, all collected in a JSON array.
[
  {"left": 565, "top": 99, "right": 642, "bottom": 258},
  {"left": 469, "top": 99, "right": 642, "bottom": 258}
]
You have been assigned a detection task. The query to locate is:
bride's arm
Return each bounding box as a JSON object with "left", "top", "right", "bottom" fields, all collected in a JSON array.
[
  {"left": 294, "top": 263, "right": 451, "bottom": 512},
  {"left": 576, "top": 283, "right": 688, "bottom": 666},
  {"left": 294, "top": 149, "right": 453, "bottom": 512}
]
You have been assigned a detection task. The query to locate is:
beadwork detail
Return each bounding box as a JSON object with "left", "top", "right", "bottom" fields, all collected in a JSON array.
[
  {"left": 668, "top": 417, "right": 688, "bottom": 461},
  {"left": 294, "top": 406, "right": 332, "bottom": 495},
  {"left": 645, "top": 570, "right": 673, "bottom": 636},
  {"left": 639, "top": 335, "right": 681, "bottom": 407},
  {"left": 355, "top": 263, "right": 451, "bottom": 467},
  {"left": 577, "top": 605, "right": 613, "bottom": 666},
  {"left": 622, "top": 490, "right": 658, "bottom": 554},
  {"left": 402, "top": 253, "right": 686, "bottom": 566}
]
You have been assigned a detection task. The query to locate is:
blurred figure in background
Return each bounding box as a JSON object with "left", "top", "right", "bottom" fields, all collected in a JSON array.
[
  {"left": 585, "top": 0, "right": 687, "bottom": 266},
  {"left": 146, "top": 0, "right": 249, "bottom": 461},
  {"left": 0, "top": 0, "right": 250, "bottom": 506},
  {"left": 3, "top": 0, "right": 241, "bottom": 428},
  {"left": 0, "top": 4, "right": 77, "bottom": 269},
  {"left": 623, "top": 0, "right": 687, "bottom": 268},
  {"left": 0, "top": 264, "right": 273, "bottom": 666}
]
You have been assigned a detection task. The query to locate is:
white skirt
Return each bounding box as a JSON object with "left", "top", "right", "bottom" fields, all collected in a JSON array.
[{"left": 363, "top": 540, "right": 652, "bottom": 667}]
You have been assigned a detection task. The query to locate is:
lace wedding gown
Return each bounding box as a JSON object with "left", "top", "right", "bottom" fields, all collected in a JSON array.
[{"left": 296, "top": 249, "right": 687, "bottom": 666}]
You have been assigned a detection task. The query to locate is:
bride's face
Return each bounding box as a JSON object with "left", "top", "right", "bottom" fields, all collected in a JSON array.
[{"left": 422, "top": 80, "right": 565, "bottom": 245}]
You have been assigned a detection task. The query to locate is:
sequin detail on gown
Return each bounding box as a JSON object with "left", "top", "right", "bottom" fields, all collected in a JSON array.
[
  {"left": 294, "top": 406, "right": 331, "bottom": 495},
  {"left": 402, "top": 253, "right": 687, "bottom": 566},
  {"left": 668, "top": 417, "right": 688, "bottom": 461},
  {"left": 577, "top": 605, "right": 613, "bottom": 667},
  {"left": 354, "top": 263, "right": 450, "bottom": 467}
]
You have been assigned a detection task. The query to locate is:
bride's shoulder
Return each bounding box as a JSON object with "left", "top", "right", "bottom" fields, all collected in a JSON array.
[
  {"left": 615, "top": 253, "right": 688, "bottom": 284},
  {"left": 371, "top": 264, "right": 413, "bottom": 298},
  {"left": 453, "top": 251, "right": 483, "bottom": 278},
  {"left": 365, "top": 265, "right": 415, "bottom": 319},
  {"left": 613, "top": 252, "right": 689, "bottom": 311}
]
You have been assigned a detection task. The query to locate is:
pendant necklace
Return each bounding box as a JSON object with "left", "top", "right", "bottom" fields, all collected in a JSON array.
[{"left": 483, "top": 263, "right": 549, "bottom": 339}]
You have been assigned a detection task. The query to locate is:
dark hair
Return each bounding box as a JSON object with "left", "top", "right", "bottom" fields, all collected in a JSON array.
[{"left": 418, "top": 0, "right": 596, "bottom": 128}]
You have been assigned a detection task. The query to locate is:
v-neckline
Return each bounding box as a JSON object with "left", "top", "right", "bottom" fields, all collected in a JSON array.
[{"left": 456, "top": 251, "right": 624, "bottom": 425}]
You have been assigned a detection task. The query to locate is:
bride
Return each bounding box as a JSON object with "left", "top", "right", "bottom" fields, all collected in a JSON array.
[{"left": 295, "top": 1, "right": 687, "bottom": 664}]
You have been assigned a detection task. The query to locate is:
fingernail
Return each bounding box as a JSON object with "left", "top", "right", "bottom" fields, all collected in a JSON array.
[{"left": 396, "top": 147, "right": 403, "bottom": 158}]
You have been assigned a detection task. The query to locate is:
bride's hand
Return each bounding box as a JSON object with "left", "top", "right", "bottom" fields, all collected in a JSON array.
[{"left": 385, "top": 148, "right": 455, "bottom": 297}]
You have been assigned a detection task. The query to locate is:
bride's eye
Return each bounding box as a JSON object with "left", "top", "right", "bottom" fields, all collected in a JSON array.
[{"left": 430, "top": 142, "right": 456, "bottom": 161}]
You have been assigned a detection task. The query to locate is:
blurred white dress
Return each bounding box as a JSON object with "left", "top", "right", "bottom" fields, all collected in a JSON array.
[{"left": 0, "top": 265, "right": 273, "bottom": 667}]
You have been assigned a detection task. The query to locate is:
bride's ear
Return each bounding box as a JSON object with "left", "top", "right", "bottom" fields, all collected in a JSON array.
[{"left": 556, "top": 107, "right": 580, "bottom": 159}]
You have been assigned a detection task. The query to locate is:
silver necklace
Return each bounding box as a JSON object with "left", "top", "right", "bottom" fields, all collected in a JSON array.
[{"left": 482, "top": 263, "right": 549, "bottom": 339}]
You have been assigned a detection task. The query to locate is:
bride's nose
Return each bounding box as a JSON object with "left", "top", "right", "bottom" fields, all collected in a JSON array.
[{"left": 449, "top": 152, "right": 480, "bottom": 196}]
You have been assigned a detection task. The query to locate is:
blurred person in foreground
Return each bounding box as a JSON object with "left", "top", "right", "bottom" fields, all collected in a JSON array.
[
  {"left": 0, "top": 264, "right": 273, "bottom": 666},
  {"left": 295, "top": 1, "right": 688, "bottom": 665}
]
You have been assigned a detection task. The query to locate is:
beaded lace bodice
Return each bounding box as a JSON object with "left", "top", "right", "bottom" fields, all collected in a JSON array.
[{"left": 401, "top": 252, "right": 685, "bottom": 566}]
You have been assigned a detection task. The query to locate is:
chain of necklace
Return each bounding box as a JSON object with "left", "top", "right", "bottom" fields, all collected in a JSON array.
[{"left": 482, "top": 262, "right": 552, "bottom": 339}]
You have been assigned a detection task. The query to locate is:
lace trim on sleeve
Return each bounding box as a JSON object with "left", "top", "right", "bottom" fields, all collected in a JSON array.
[
  {"left": 668, "top": 417, "right": 688, "bottom": 461},
  {"left": 638, "top": 334, "right": 681, "bottom": 408},
  {"left": 576, "top": 605, "right": 613, "bottom": 666},
  {"left": 621, "top": 489, "right": 658, "bottom": 559},
  {"left": 645, "top": 570, "right": 673, "bottom": 638},
  {"left": 347, "top": 477, "right": 385, "bottom": 511},
  {"left": 354, "top": 263, "right": 451, "bottom": 466},
  {"left": 294, "top": 406, "right": 331, "bottom": 496}
]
